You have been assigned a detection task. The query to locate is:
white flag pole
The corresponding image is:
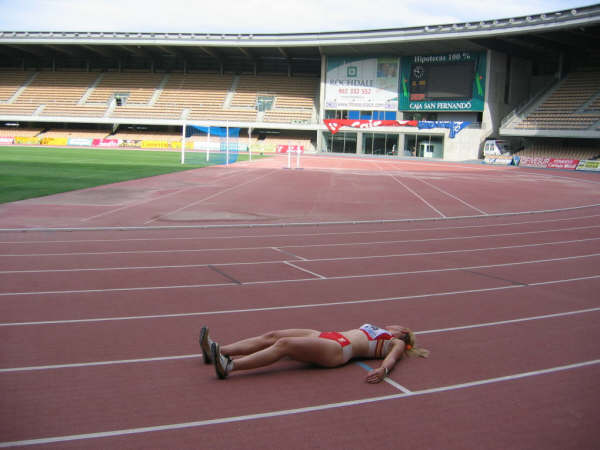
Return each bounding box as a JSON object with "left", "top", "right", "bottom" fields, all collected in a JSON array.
[
  {"left": 181, "top": 122, "right": 186, "bottom": 164},
  {"left": 206, "top": 126, "right": 210, "bottom": 162},
  {"left": 226, "top": 121, "right": 230, "bottom": 167}
]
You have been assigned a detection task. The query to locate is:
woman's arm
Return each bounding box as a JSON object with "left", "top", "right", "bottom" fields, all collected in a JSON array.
[{"left": 365, "top": 340, "right": 405, "bottom": 384}]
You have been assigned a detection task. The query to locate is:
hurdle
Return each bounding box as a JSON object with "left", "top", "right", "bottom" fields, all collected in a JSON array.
[{"left": 285, "top": 148, "right": 302, "bottom": 170}]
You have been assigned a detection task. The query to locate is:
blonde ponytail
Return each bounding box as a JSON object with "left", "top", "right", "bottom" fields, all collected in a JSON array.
[{"left": 404, "top": 329, "right": 429, "bottom": 358}]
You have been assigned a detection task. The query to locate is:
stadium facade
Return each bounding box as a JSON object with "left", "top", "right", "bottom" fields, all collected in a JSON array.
[{"left": 0, "top": 4, "right": 599, "bottom": 160}]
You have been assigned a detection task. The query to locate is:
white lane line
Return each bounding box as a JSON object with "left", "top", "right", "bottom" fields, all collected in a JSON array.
[
  {"left": 3, "top": 223, "right": 598, "bottom": 258},
  {"left": 1, "top": 360, "right": 597, "bottom": 448},
  {"left": 284, "top": 261, "right": 326, "bottom": 279},
  {"left": 2, "top": 275, "right": 598, "bottom": 327},
  {"left": 0, "top": 354, "right": 202, "bottom": 373},
  {"left": 416, "top": 307, "right": 600, "bottom": 335},
  {"left": 3, "top": 203, "right": 600, "bottom": 233},
  {"left": 2, "top": 308, "right": 598, "bottom": 373},
  {"left": 388, "top": 174, "right": 446, "bottom": 218},
  {"left": 3, "top": 212, "right": 599, "bottom": 246},
  {"left": 1, "top": 252, "right": 599, "bottom": 297},
  {"left": 272, "top": 247, "right": 307, "bottom": 261},
  {"left": 414, "top": 177, "right": 488, "bottom": 215},
  {"left": 144, "top": 169, "right": 276, "bottom": 224},
  {"left": 354, "top": 361, "right": 412, "bottom": 393},
  {"left": 1, "top": 236, "right": 598, "bottom": 274},
  {"left": 80, "top": 170, "right": 244, "bottom": 222}
]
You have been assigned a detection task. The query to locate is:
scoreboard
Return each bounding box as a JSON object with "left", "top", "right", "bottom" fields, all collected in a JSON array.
[{"left": 399, "top": 51, "right": 486, "bottom": 111}]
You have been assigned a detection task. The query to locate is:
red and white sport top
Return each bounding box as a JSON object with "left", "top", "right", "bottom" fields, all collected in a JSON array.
[{"left": 359, "top": 324, "right": 394, "bottom": 358}]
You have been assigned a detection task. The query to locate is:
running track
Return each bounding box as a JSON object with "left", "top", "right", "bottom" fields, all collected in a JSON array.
[{"left": 0, "top": 154, "right": 599, "bottom": 448}]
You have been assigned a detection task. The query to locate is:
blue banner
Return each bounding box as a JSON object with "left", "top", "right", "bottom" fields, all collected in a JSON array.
[
  {"left": 186, "top": 125, "right": 240, "bottom": 138},
  {"left": 417, "top": 121, "right": 470, "bottom": 138}
]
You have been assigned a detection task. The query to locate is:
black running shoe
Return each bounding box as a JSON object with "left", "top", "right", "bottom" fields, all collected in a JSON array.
[
  {"left": 212, "top": 342, "right": 231, "bottom": 379},
  {"left": 199, "top": 326, "right": 212, "bottom": 364}
]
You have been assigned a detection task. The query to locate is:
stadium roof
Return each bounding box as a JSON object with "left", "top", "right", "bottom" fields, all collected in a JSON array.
[{"left": 0, "top": 4, "right": 599, "bottom": 70}]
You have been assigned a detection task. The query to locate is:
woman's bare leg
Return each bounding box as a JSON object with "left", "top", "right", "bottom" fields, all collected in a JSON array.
[
  {"left": 221, "top": 329, "right": 318, "bottom": 356},
  {"left": 230, "top": 336, "right": 343, "bottom": 371}
]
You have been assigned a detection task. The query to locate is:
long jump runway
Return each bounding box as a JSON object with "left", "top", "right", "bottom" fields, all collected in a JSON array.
[{"left": 0, "top": 155, "right": 599, "bottom": 448}]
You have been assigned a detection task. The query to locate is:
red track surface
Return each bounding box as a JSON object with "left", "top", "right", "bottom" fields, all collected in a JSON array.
[{"left": 1, "top": 154, "right": 599, "bottom": 448}]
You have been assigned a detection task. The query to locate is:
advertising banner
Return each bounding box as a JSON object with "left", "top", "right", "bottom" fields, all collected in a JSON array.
[
  {"left": 192, "top": 141, "right": 221, "bottom": 151},
  {"left": 14, "top": 137, "right": 40, "bottom": 145},
  {"left": 141, "top": 140, "right": 170, "bottom": 149},
  {"left": 324, "top": 119, "right": 418, "bottom": 135},
  {"left": 92, "top": 138, "right": 120, "bottom": 148},
  {"left": 41, "top": 137, "right": 68, "bottom": 146},
  {"left": 120, "top": 139, "right": 142, "bottom": 148},
  {"left": 547, "top": 158, "right": 579, "bottom": 170},
  {"left": 484, "top": 155, "right": 514, "bottom": 165},
  {"left": 518, "top": 156, "right": 551, "bottom": 168},
  {"left": 0, "top": 137, "right": 14, "bottom": 144},
  {"left": 325, "top": 57, "right": 399, "bottom": 110},
  {"left": 399, "top": 51, "right": 486, "bottom": 111},
  {"left": 576, "top": 160, "right": 600, "bottom": 171},
  {"left": 249, "top": 142, "right": 277, "bottom": 153},
  {"left": 276, "top": 145, "right": 304, "bottom": 154},
  {"left": 68, "top": 138, "right": 93, "bottom": 146}
]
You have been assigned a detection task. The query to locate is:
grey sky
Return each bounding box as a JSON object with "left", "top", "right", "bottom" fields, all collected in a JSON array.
[{"left": 0, "top": 0, "right": 597, "bottom": 33}]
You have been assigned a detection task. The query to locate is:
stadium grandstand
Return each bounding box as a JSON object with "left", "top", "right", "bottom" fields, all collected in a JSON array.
[{"left": 0, "top": 4, "right": 599, "bottom": 161}]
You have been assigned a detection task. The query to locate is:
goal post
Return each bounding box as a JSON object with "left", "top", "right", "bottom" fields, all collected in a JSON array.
[{"left": 181, "top": 123, "right": 240, "bottom": 166}]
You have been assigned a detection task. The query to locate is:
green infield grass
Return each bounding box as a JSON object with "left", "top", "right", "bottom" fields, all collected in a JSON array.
[{"left": 0, "top": 146, "right": 262, "bottom": 204}]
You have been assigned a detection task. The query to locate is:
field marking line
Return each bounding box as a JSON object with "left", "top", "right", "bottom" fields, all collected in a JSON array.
[
  {"left": 2, "top": 250, "right": 600, "bottom": 297},
  {"left": 387, "top": 173, "right": 446, "bottom": 217},
  {"left": 1, "top": 360, "right": 597, "bottom": 448},
  {"left": 1, "top": 236, "right": 598, "bottom": 274},
  {"left": 353, "top": 361, "right": 412, "bottom": 393},
  {"left": 144, "top": 169, "right": 276, "bottom": 224},
  {"left": 2, "top": 274, "right": 599, "bottom": 326},
  {"left": 283, "top": 261, "right": 327, "bottom": 279},
  {"left": 271, "top": 247, "right": 307, "bottom": 261},
  {"left": 2, "top": 307, "right": 598, "bottom": 373},
  {"left": 1, "top": 252, "right": 599, "bottom": 297},
  {"left": 80, "top": 170, "right": 245, "bottom": 223},
  {"left": 3, "top": 223, "right": 598, "bottom": 258},
  {"left": 412, "top": 176, "right": 488, "bottom": 215},
  {"left": 2, "top": 212, "right": 599, "bottom": 246},
  {"left": 3, "top": 202, "right": 600, "bottom": 233}
]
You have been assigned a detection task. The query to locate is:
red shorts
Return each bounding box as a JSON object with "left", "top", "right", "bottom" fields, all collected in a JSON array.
[
  {"left": 319, "top": 332, "right": 353, "bottom": 363},
  {"left": 318, "top": 331, "right": 351, "bottom": 347}
]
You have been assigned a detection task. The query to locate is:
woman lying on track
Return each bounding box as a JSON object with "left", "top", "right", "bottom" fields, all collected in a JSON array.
[{"left": 199, "top": 324, "right": 429, "bottom": 382}]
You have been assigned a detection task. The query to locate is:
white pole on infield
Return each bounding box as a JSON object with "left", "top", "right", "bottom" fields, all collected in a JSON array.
[
  {"left": 181, "top": 122, "right": 186, "bottom": 164},
  {"left": 248, "top": 127, "right": 252, "bottom": 162},
  {"left": 206, "top": 127, "right": 210, "bottom": 162},
  {"left": 226, "top": 122, "right": 230, "bottom": 167},
  {"left": 296, "top": 147, "right": 300, "bottom": 169},
  {"left": 287, "top": 143, "right": 292, "bottom": 169}
]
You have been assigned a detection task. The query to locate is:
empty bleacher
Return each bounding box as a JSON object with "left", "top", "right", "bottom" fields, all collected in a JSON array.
[
  {"left": 87, "top": 71, "right": 165, "bottom": 105},
  {"left": 515, "top": 71, "right": 600, "bottom": 130},
  {"left": 516, "top": 141, "right": 599, "bottom": 160},
  {"left": 0, "top": 70, "right": 35, "bottom": 102},
  {"left": 0, "top": 70, "right": 318, "bottom": 125}
]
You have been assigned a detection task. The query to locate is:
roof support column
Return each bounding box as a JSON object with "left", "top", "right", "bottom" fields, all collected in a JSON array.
[{"left": 316, "top": 53, "right": 327, "bottom": 153}]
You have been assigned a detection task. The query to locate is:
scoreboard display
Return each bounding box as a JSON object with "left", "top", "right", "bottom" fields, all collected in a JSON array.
[
  {"left": 410, "top": 61, "right": 475, "bottom": 100},
  {"left": 399, "top": 51, "right": 486, "bottom": 111}
]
